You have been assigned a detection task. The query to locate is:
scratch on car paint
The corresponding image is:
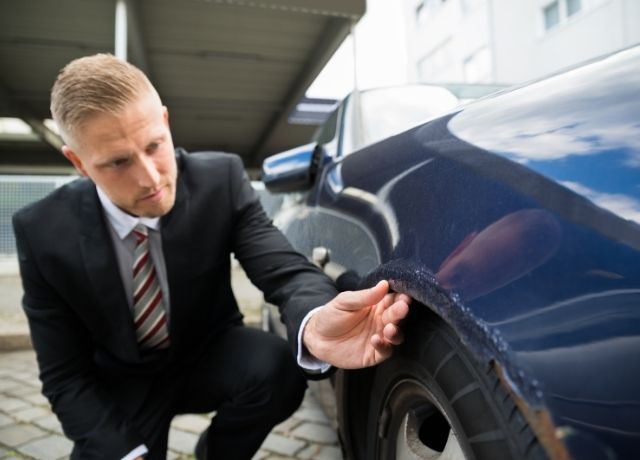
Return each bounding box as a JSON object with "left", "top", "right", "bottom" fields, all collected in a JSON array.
[{"left": 493, "top": 362, "right": 572, "bottom": 460}]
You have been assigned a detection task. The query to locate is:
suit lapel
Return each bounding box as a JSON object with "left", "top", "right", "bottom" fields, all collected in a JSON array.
[
  {"left": 160, "top": 169, "right": 192, "bottom": 355},
  {"left": 80, "top": 185, "right": 140, "bottom": 361}
]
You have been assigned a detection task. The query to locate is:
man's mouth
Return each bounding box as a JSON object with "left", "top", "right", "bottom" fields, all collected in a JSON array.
[{"left": 140, "top": 186, "right": 166, "bottom": 202}]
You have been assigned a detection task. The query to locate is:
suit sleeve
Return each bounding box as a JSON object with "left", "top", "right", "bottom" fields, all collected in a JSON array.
[
  {"left": 227, "top": 156, "right": 339, "bottom": 361},
  {"left": 12, "top": 214, "right": 143, "bottom": 459}
]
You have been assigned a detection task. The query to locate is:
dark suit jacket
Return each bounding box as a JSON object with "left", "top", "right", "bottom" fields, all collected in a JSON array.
[{"left": 12, "top": 150, "right": 337, "bottom": 458}]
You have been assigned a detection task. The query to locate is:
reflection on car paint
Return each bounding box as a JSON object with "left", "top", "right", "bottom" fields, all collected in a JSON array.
[
  {"left": 449, "top": 46, "right": 640, "bottom": 225},
  {"left": 265, "top": 46, "right": 640, "bottom": 459},
  {"left": 437, "top": 209, "right": 562, "bottom": 301},
  {"left": 319, "top": 102, "right": 640, "bottom": 457}
]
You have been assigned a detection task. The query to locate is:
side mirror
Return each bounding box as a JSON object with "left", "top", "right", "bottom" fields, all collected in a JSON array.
[{"left": 261, "top": 143, "right": 324, "bottom": 193}]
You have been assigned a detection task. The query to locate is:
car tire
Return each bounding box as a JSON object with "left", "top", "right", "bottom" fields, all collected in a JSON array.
[{"left": 364, "top": 307, "right": 549, "bottom": 460}]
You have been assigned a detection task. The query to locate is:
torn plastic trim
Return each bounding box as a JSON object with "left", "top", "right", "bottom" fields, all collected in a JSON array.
[
  {"left": 493, "top": 363, "right": 617, "bottom": 459},
  {"left": 360, "top": 258, "right": 575, "bottom": 459},
  {"left": 493, "top": 362, "right": 572, "bottom": 460},
  {"left": 360, "top": 259, "right": 542, "bottom": 405}
]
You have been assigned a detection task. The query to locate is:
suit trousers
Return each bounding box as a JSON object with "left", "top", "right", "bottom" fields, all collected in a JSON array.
[{"left": 120, "top": 326, "right": 308, "bottom": 459}]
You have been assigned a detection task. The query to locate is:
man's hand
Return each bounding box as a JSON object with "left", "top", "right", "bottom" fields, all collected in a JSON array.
[{"left": 303, "top": 280, "right": 411, "bottom": 369}]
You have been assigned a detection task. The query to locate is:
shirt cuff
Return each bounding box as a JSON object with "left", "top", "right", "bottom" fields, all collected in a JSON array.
[
  {"left": 297, "top": 306, "right": 331, "bottom": 374},
  {"left": 121, "top": 444, "right": 148, "bottom": 460}
]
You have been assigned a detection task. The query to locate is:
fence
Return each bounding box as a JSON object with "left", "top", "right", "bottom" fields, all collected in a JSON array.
[{"left": 0, "top": 175, "right": 75, "bottom": 257}]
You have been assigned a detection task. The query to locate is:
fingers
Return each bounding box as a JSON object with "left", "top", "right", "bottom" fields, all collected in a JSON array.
[
  {"left": 371, "top": 334, "right": 393, "bottom": 361},
  {"left": 369, "top": 323, "right": 404, "bottom": 366},
  {"left": 332, "top": 280, "right": 389, "bottom": 311},
  {"left": 382, "top": 299, "right": 410, "bottom": 325},
  {"left": 383, "top": 322, "right": 404, "bottom": 345},
  {"left": 370, "top": 322, "right": 405, "bottom": 366},
  {"left": 396, "top": 293, "right": 412, "bottom": 305}
]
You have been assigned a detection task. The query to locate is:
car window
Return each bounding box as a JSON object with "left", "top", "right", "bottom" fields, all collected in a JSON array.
[
  {"left": 313, "top": 105, "right": 340, "bottom": 145},
  {"left": 358, "top": 86, "right": 459, "bottom": 151}
]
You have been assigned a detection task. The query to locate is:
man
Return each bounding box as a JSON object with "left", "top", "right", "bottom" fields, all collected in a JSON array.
[{"left": 12, "top": 54, "right": 410, "bottom": 459}]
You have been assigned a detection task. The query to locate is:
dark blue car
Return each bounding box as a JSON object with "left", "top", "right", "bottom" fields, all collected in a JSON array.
[{"left": 261, "top": 46, "right": 640, "bottom": 460}]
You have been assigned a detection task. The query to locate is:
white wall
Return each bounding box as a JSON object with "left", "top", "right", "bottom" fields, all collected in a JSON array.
[
  {"left": 406, "top": 0, "right": 640, "bottom": 85},
  {"left": 406, "top": 0, "right": 492, "bottom": 83},
  {"left": 493, "top": 0, "right": 639, "bottom": 83}
]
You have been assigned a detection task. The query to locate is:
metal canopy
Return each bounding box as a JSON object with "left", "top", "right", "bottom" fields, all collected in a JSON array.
[{"left": 0, "top": 0, "right": 364, "bottom": 172}]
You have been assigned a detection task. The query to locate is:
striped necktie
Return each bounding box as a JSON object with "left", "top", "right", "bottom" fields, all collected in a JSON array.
[{"left": 132, "top": 224, "right": 170, "bottom": 350}]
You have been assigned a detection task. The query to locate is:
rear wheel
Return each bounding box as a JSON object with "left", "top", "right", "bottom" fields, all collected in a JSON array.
[{"left": 364, "top": 308, "right": 548, "bottom": 460}]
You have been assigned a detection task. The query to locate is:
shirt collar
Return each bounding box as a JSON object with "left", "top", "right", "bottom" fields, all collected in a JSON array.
[{"left": 96, "top": 186, "right": 160, "bottom": 240}]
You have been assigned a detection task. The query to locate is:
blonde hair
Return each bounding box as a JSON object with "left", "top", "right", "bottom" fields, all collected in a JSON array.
[{"left": 50, "top": 53, "right": 154, "bottom": 145}]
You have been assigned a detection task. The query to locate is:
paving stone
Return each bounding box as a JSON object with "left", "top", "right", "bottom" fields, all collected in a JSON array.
[
  {"left": 10, "top": 374, "right": 38, "bottom": 387},
  {"left": 20, "top": 393, "right": 48, "bottom": 407},
  {"left": 4, "top": 386, "right": 40, "bottom": 399},
  {"left": 0, "top": 397, "right": 30, "bottom": 413},
  {"left": 251, "top": 450, "right": 269, "bottom": 460},
  {"left": 13, "top": 407, "right": 50, "bottom": 423},
  {"left": 0, "top": 424, "right": 47, "bottom": 447},
  {"left": 170, "top": 414, "right": 210, "bottom": 434},
  {"left": 17, "top": 434, "right": 73, "bottom": 459},
  {"left": 292, "top": 422, "right": 338, "bottom": 445},
  {"left": 314, "top": 445, "right": 343, "bottom": 459},
  {"left": 297, "top": 444, "right": 321, "bottom": 459},
  {"left": 168, "top": 428, "right": 198, "bottom": 454},
  {"left": 296, "top": 443, "right": 344, "bottom": 459},
  {"left": 0, "top": 369, "right": 14, "bottom": 378},
  {"left": 32, "top": 414, "right": 63, "bottom": 434},
  {"left": 292, "top": 406, "right": 331, "bottom": 424},
  {"left": 0, "top": 413, "right": 13, "bottom": 427},
  {"left": 0, "top": 380, "right": 22, "bottom": 393},
  {"left": 0, "top": 349, "right": 343, "bottom": 459},
  {"left": 272, "top": 416, "right": 302, "bottom": 435},
  {"left": 260, "top": 432, "right": 305, "bottom": 457}
]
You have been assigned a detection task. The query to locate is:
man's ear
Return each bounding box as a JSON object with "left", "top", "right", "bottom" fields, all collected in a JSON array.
[{"left": 61, "top": 146, "right": 89, "bottom": 177}]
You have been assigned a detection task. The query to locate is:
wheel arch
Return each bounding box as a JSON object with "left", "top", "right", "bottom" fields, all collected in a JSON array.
[{"left": 338, "top": 258, "right": 573, "bottom": 460}]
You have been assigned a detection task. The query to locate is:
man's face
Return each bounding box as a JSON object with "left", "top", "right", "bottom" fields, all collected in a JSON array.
[{"left": 62, "top": 89, "right": 178, "bottom": 217}]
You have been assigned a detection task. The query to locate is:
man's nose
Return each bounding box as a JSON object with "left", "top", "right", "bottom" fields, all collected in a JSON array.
[{"left": 137, "top": 156, "right": 161, "bottom": 188}]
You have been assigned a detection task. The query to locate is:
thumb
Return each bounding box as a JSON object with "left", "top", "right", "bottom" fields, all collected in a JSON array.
[{"left": 332, "top": 280, "right": 389, "bottom": 311}]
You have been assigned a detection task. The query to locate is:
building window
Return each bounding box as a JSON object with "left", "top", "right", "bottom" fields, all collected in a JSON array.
[
  {"left": 543, "top": 1, "right": 560, "bottom": 30},
  {"left": 542, "top": 0, "right": 588, "bottom": 33},
  {"left": 567, "top": 0, "right": 581, "bottom": 16}
]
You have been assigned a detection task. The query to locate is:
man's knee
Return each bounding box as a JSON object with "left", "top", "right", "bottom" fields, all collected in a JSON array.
[{"left": 246, "top": 335, "right": 307, "bottom": 422}]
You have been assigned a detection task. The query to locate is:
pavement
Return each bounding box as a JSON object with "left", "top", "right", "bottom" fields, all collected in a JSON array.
[
  {"left": 0, "top": 350, "right": 343, "bottom": 459},
  {"left": 0, "top": 259, "right": 344, "bottom": 459}
]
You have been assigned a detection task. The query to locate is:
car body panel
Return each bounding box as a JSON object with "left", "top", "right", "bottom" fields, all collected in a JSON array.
[{"left": 267, "top": 47, "right": 640, "bottom": 459}]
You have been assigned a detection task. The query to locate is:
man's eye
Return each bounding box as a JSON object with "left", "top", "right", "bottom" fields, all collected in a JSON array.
[
  {"left": 111, "top": 158, "right": 129, "bottom": 168},
  {"left": 148, "top": 143, "right": 159, "bottom": 153}
]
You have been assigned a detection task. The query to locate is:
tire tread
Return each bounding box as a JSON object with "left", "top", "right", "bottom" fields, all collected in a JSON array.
[{"left": 363, "top": 307, "right": 549, "bottom": 460}]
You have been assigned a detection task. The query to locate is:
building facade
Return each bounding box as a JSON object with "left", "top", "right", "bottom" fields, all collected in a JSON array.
[{"left": 405, "top": 0, "right": 640, "bottom": 85}]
